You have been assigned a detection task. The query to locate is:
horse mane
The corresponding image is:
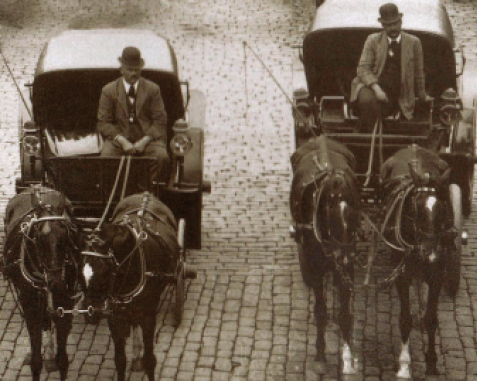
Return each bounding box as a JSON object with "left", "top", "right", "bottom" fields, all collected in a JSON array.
[
  {"left": 380, "top": 146, "right": 452, "bottom": 249},
  {"left": 111, "top": 193, "right": 177, "bottom": 229},
  {"left": 104, "top": 193, "right": 180, "bottom": 278},
  {"left": 290, "top": 137, "right": 359, "bottom": 223},
  {"left": 381, "top": 146, "right": 449, "bottom": 185},
  {"left": 4, "top": 187, "right": 77, "bottom": 254},
  {"left": 290, "top": 135, "right": 357, "bottom": 171}
]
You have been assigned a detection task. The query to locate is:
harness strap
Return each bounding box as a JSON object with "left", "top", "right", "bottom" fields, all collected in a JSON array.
[
  {"left": 97, "top": 156, "right": 132, "bottom": 231},
  {"left": 112, "top": 223, "right": 148, "bottom": 304},
  {"left": 117, "top": 208, "right": 171, "bottom": 228}
]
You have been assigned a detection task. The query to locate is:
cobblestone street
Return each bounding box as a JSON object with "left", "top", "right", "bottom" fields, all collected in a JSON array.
[{"left": 1, "top": 0, "right": 477, "bottom": 379}]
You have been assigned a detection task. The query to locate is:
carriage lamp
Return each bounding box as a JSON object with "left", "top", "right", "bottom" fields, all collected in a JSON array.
[
  {"left": 22, "top": 135, "right": 40, "bottom": 155},
  {"left": 170, "top": 119, "right": 192, "bottom": 156},
  {"left": 293, "top": 88, "right": 311, "bottom": 120},
  {"left": 439, "top": 88, "right": 462, "bottom": 126}
]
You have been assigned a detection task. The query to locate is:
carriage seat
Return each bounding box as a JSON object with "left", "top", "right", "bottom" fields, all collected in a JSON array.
[
  {"left": 320, "top": 96, "right": 431, "bottom": 134},
  {"left": 45, "top": 128, "right": 103, "bottom": 157}
]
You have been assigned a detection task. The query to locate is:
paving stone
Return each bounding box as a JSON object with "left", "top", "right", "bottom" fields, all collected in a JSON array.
[{"left": 1, "top": 0, "right": 477, "bottom": 380}]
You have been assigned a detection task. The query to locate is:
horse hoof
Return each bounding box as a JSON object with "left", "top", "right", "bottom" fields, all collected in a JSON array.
[
  {"left": 396, "top": 370, "right": 411, "bottom": 379},
  {"left": 131, "top": 358, "right": 143, "bottom": 372},
  {"left": 342, "top": 365, "right": 357, "bottom": 375},
  {"left": 44, "top": 359, "right": 58, "bottom": 372}
]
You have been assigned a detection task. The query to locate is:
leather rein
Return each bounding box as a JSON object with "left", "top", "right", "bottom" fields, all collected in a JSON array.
[
  {"left": 82, "top": 194, "right": 177, "bottom": 309},
  {"left": 4, "top": 203, "right": 81, "bottom": 291},
  {"left": 312, "top": 167, "right": 359, "bottom": 252}
]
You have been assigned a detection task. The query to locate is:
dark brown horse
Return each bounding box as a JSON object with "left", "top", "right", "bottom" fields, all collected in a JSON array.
[
  {"left": 2, "top": 186, "right": 85, "bottom": 381},
  {"left": 380, "top": 145, "right": 455, "bottom": 378},
  {"left": 81, "top": 192, "right": 179, "bottom": 381},
  {"left": 290, "top": 136, "right": 361, "bottom": 374}
]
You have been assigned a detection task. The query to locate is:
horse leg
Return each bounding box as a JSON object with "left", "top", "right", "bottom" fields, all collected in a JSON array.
[
  {"left": 54, "top": 316, "right": 73, "bottom": 380},
  {"left": 141, "top": 316, "right": 158, "bottom": 381},
  {"left": 131, "top": 323, "right": 144, "bottom": 372},
  {"left": 423, "top": 275, "right": 443, "bottom": 376},
  {"left": 24, "top": 313, "right": 43, "bottom": 381},
  {"left": 395, "top": 274, "right": 413, "bottom": 379},
  {"left": 337, "top": 265, "right": 356, "bottom": 375},
  {"left": 109, "top": 319, "right": 128, "bottom": 381},
  {"left": 43, "top": 327, "right": 57, "bottom": 372},
  {"left": 311, "top": 273, "right": 327, "bottom": 374}
]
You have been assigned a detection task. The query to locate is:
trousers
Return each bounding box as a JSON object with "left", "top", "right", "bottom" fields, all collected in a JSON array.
[
  {"left": 356, "top": 87, "right": 400, "bottom": 132},
  {"left": 101, "top": 139, "right": 170, "bottom": 183}
]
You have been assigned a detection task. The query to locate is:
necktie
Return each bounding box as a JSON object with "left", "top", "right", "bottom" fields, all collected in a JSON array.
[
  {"left": 128, "top": 86, "right": 136, "bottom": 123},
  {"left": 128, "top": 85, "right": 136, "bottom": 99},
  {"left": 389, "top": 40, "right": 398, "bottom": 57}
]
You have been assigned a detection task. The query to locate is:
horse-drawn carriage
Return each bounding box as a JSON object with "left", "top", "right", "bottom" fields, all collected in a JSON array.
[
  {"left": 290, "top": 0, "right": 476, "bottom": 377},
  {"left": 3, "top": 29, "right": 210, "bottom": 381}
]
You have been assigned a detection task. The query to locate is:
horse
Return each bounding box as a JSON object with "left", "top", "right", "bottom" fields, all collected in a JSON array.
[
  {"left": 290, "top": 136, "right": 361, "bottom": 375},
  {"left": 380, "top": 145, "right": 455, "bottom": 378},
  {"left": 1, "top": 186, "right": 85, "bottom": 381},
  {"left": 81, "top": 191, "right": 180, "bottom": 381}
]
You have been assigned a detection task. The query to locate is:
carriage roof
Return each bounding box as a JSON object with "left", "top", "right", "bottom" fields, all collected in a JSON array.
[
  {"left": 31, "top": 29, "right": 185, "bottom": 137},
  {"left": 303, "top": 0, "right": 457, "bottom": 101},
  {"left": 35, "top": 29, "right": 178, "bottom": 75},
  {"left": 308, "top": 0, "right": 454, "bottom": 43}
]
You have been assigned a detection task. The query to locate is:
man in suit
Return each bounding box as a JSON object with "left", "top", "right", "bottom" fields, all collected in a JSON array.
[
  {"left": 350, "top": 3, "right": 432, "bottom": 132},
  {"left": 98, "top": 46, "right": 169, "bottom": 182}
]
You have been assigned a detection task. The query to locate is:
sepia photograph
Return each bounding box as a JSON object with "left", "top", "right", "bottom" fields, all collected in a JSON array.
[{"left": 0, "top": 0, "right": 476, "bottom": 379}]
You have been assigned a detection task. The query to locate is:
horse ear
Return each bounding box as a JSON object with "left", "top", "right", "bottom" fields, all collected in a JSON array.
[
  {"left": 30, "top": 187, "right": 40, "bottom": 212},
  {"left": 100, "top": 224, "right": 131, "bottom": 249},
  {"left": 408, "top": 163, "right": 421, "bottom": 185},
  {"left": 436, "top": 168, "right": 452, "bottom": 189},
  {"left": 100, "top": 224, "right": 120, "bottom": 242}
]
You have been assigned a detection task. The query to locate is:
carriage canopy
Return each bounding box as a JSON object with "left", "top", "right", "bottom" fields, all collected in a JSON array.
[
  {"left": 303, "top": 0, "right": 457, "bottom": 102},
  {"left": 31, "top": 29, "right": 185, "bottom": 154}
]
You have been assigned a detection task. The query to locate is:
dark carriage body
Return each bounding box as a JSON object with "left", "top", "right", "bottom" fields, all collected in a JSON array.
[
  {"left": 292, "top": 0, "right": 475, "bottom": 212},
  {"left": 16, "top": 29, "right": 210, "bottom": 250}
]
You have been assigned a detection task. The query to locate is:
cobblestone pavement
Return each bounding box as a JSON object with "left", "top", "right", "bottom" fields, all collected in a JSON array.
[{"left": 1, "top": 0, "right": 477, "bottom": 380}]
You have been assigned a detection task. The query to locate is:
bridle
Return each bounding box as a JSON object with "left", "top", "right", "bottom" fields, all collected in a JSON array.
[
  {"left": 312, "top": 168, "right": 360, "bottom": 251},
  {"left": 381, "top": 179, "right": 446, "bottom": 256},
  {"left": 81, "top": 193, "right": 177, "bottom": 311},
  {"left": 311, "top": 167, "right": 360, "bottom": 290},
  {"left": 82, "top": 219, "right": 148, "bottom": 307},
  {"left": 2, "top": 188, "right": 84, "bottom": 319},
  {"left": 18, "top": 209, "right": 81, "bottom": 290}
]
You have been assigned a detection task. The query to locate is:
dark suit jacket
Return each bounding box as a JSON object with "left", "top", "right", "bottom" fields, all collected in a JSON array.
[
  {"left": 97, "top": 77, "right": 167, "bottom": 143},
  {"left": 350, "top": 31, "right": 427, "bottom": 120}
]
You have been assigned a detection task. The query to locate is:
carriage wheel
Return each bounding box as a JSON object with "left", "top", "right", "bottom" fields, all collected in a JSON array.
[
  {"left": 444, "top": 184, "right": 462, "bottom": 298},
  {"left": 173, "top": 261, "right": 186, "bottom": 327}
]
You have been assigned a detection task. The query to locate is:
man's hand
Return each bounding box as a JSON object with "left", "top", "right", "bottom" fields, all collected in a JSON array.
[
  {"left": 371, "top": 83, "right": 388, "bottom": 103},
  {"left": 133, "top": 136, "right": 152, "bottom": 155},
  {"left": 116, "top": 135, "right": 136, "bottom": 155}
]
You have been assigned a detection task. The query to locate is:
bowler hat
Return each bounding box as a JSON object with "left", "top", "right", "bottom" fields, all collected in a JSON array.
[
  {"left": 378, "top": 3, "right": 403, "bottom": 25},
  {"left": 118, "top": 46, "right": 144, "bottom": 67}
]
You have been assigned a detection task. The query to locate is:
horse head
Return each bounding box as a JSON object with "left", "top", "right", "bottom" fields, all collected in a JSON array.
[
  {"left": 82, "top": 222, "right": 143, "bottom": 323},
  {"left": 22, "top": 187, "right": 83, "bottom": 292},
  {"left": 314, "top": 167, "right": 361, "bottom": 263},
  {"left": 405, "top": 165, "right": 452, "bottom": 263}
]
